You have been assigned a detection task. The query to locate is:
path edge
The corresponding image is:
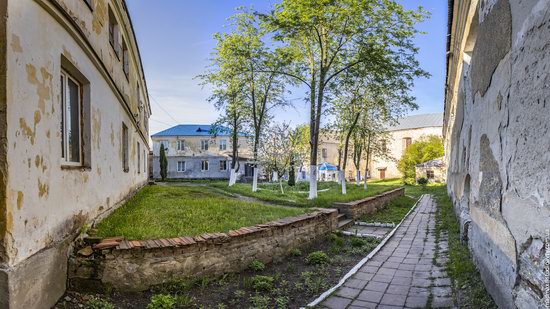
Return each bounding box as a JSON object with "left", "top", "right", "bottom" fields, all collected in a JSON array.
[{"left": 303, "top": 194, "right": 427, "bottom": 308}]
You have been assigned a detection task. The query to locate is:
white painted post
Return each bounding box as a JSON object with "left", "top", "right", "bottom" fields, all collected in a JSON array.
[
  {"left": 308, "top": 165, "right": 318, "bottom": 199},
  {"left": 252, "top": 166, "right": 258, "bottom": 192},
  {"left": 341, "top": 170, "right": 347, "bottom": 195}
]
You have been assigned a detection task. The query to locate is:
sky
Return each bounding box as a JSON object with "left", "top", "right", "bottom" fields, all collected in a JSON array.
[{"left": 126, "top": 1, "right": 448, "bottom": 135}]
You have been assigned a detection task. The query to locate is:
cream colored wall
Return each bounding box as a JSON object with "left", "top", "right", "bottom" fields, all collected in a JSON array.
[
  {"left": 370, "top": 127, "right": 442, "bottom": 179},
  {"left": 3, "top": 0, "right": 149, "bottom": 265},
  {"left": 152, "top": 136, "right": 253, "bottom": 159}
]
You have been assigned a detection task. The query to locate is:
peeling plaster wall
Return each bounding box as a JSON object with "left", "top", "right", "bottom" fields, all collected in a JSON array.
[
  {"left": 3, "top": 0, "right": 149, "bottom": 268},
  {"left": 445, "top": 0, "right": 550, "bottom": 307}
]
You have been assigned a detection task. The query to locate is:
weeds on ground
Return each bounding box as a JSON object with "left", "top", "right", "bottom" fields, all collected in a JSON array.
[{"left": 430, "top": 186, "right": 497, "bottom": 308}]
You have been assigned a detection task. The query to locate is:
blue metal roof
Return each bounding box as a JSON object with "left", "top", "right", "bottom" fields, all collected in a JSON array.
[
  {"left": 319, "top": 162, "right": 338, "bottom": 171},
  {"left": 151, "top": 124, "right": 248, "bottom": 137}
]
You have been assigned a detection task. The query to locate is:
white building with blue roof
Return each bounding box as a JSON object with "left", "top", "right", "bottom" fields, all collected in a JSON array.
[{"left": 151, "top": 125, "right": 254, "bottom": 180}]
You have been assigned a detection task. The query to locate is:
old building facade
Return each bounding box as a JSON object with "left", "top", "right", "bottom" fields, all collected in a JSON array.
[
  {"left": 0, "top": 0, "right": 150, "bottom": 308},
  {"left": 444, "top": 0, "right": 550, "bottom": 308},
  {"left": 151, "top": 125, "right": 253, "bottom": 180}
]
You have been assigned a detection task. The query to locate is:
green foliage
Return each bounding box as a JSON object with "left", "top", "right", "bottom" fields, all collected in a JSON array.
[
  {"left": 159, "top": 145, "right": 168, "bottom": 181},
  {"left": 249, "top": 259, "right": 266, "bottom": 272},
  {"left": 274, "top": 295, "right": 290, "bottom": 309},
  {"left": 328, "top": 233, "right": 344, "bottom": 247},
  {"left": 85, "top": 298, "right": 115, "bottom": 309},
  {"left": 349, "top": 237, "right": 368, "bottom": 248},
  {"left": 305, "top": 251, "right": 330, "bottom": 265},
  {"left": 300, "top": 271, "right": 329, "bottom": 294},
  {"left": 288, "top": 163, "right": 296, "bottom": 186},
  {"left": 397, "top": 135, "right": 444, "bottom": 184},
  {"left": 249, "top": 294, "right": 271, "bottom": 309},
  {"left": 147, "top": 294, "right": 176, "bottom": 309},
  {"left": 95, "top": 185, "right": 307, "bottom": 240},
  {"left": 251, "top": 275, "right": 275, "bottom": 291},
  {"left": 289, "top": 248, "right": 302, "bottom": 256},
  {"left": 417, "top": 177, "right": 428, "bottom": 186}
]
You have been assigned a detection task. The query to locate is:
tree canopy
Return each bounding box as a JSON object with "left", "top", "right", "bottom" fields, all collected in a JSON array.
[{"left": 398, "top": 135, "right": 444, "bottom": 184}]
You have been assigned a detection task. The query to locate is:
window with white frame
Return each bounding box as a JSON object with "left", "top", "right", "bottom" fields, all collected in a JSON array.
[
  {"left": 159, "top": 140, "right": 169, "bottom": 153},
  {"left": 219, "top": 139, "right": 227, "bottom": 151},
  {"left": 60, "top": 70, "right": 82, "bottom": 164},
  {"left": 201, "top": 160, "right": 209, "bottom": 171},
  {"left": 108, "top": 7, "right": 120, "bottom": 57},
  {"left": 177, "top": 161, "right": 186, "bottom": 172},
  {"left": 177, "top": 140, "right": 185, "bottom": 151},
  {"left": 219, "top": 160, "right": 227, "bottom": 171},
  {"left": 201, "top": 140, "right": 209, "bottom": 151}
]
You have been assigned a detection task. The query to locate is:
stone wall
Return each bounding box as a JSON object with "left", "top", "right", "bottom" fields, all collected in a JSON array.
[
  {"left": 444, "top": 0, "right": 550, "bottom": 308},
  {"left": 69, "top": 209, "right": 338, "bottom": 291},
  {"left": 332, "top": 187, "right": 405, "bottom": 219}
]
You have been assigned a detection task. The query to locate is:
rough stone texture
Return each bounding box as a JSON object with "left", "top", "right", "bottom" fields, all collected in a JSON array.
[
  {"left": 0, "top": 0, "right": 8, "bottom": 266},
  {"left": 445, "top": 0, "right": 550, "bottom": 307},
  {"left": 333, "top": 188, "right": 405, "bottom": 219},
  {"left": 69, "top": 209, "right": 338, "bottom": 291},
  {"left": 470, "top": 0, "right": 512, "bottom": 97},
  {"left": 321, "top": 195, "right": 456, "bottom": 308}
]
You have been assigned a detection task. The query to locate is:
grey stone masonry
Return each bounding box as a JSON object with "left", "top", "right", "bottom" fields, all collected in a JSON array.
[{"left": 320, "top": 195, "right": 455, "bottom": 308}]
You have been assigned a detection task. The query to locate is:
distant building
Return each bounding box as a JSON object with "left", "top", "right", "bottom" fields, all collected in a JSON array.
[
  {"left": 0, "top": 0, "right": 150, "bottom": 307},
  {"left": 300, "top": 113, "right": 443, "bottom": 182},
  {"left": 369, "top": 113, "right": 443, "bottom": 180},
  {"left": 415, "top": 158, "right": 446, "bottom": 183},
  {"left": 151, "top": 125, "right": 253, "bottom": 180}
]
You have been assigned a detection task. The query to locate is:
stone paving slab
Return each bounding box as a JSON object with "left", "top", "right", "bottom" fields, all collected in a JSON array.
[
  {"left": 343, "top": 225, "right": 393, "bottom": 238},
  {"left": 319, "top": 195, "right": 456, "bottom": 308}
]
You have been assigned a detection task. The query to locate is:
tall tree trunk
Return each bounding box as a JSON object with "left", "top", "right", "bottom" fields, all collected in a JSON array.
[
  {"left": 308, "top": 71, "right": 318, "bottom": 200},
  {"left": 364, "top": 134, "right": 371, "bottom": 189},
  {"left": 229, "top": 113, "right": 239, "bottom": 186},
  {"left": 336, "top": 148, "right": 342, "bottom": 184}
]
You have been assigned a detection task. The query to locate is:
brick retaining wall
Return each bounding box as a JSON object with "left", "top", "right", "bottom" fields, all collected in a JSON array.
[
  {"left": 333, "top": 187, "right": 405, "bottom": 219},
  {"left": 69, "top": 209, "right": 338, "bottom": 291}
]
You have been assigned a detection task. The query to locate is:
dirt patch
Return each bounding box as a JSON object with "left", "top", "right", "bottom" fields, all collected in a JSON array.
[{"left": 55, "top": 233, "right": 380, "bottom": 308}]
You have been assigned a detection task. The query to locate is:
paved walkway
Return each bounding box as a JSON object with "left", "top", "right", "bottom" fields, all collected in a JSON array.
[{"left": 319, "top": 195, "right": 455, "bottom": 309}]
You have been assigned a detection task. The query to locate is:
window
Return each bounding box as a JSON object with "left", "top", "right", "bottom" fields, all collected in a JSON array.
[
  {"left": 60, "top": 70, "right": 82, "bottom": 164},
  {"left": 137, "top": 142, "right": 141, "bottom": 174},
  {"left": 403, "top": 137, "right": 412, "bottom": 151},
  {"left": 108, "top": 7, "right": 120, "bottom": 58},
  {"left": 177, "top": 161, "right": 186, "bottom": 172},
  {"left": 426, "top": 170, "right": 435, "bottom": 179},
  {"left": 122, "top": 123, "right": 129, "bottom": 172},
  {"left": 219, "top": 139, "right": 227, "bottom": 151},
  {"left": 322, "top": 148, "right": 328, "bottom": 159},
  {"left": 143, "top": 149, "right": 146, "bottom": 173},
  {"left": 381, "top": 140, "right": 387, "bottom": 153},
  {"left": 201, "top": 140, "right": 209, "bottom": 151},
  {"left": 177, "top": 140, "right": 185, "bottom": 151},
  {"left": 219, "top": 160, "right": 227, "bottom": 171},
  {"left": 159, "top": 140, "right": 169, "bottom": 153},
  {"left": 201, "top": 160, "right": 209, "bottom": 171},
  {"left": 122, "top": 39, "right": 129, "bottom": 78}
]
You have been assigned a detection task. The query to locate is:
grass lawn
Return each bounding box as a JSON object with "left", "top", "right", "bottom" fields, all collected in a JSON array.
[
  {"left": 359, "top": 195, "right": 417, "bottom": 224},
  {"left": 95, "top": 185, "right": 309, "bottom": 240},
  {"left": 209, "top": 180, "right": 400, "bottom": 208}
]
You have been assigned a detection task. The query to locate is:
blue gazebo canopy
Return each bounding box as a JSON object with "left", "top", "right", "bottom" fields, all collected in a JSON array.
[{"left": 319, "top": 162, "right": 337, "bottom": 171}]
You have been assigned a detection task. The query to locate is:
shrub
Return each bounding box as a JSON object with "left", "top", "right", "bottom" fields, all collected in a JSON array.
[
  {"left": 249, "top": 294, "right": 271, "bottom": 309},
  {"left": 417, "top": 177, "right": 429, "bottom": 185},
  {"left": 251, "top": 275, "right": 275, "bottom": 291},
  {"left": 306, "top": 251, "right": 330, "bottom": 265},
  {"left": 301, "top": 271, "right": 328, "bottom": 294},
  {"left": 275, "top": 295, "right": 290, "bottom": 309},
  {"left": 350, "top": 237, "right": 368, "bottom": 248},
  {"left": 86, "top": 299, "right": 115, "bottom": 309},
  {"left": 159, "top": 145, "right": 168, "bottom": 181},
  {"left": 289, "top": 248, "right": 302, "bottom": 256},
  {"left": 397, "top": 135, "right": 444, "bottom": 184},
  {"left": 328, "top": 233, "right": 344, "bottom": 247},
  {"left": 147, "top": 294, "right": 176, "bottom": 309},
  {"left": 249, "top": 259, "right": 266, "bottom": 271}
]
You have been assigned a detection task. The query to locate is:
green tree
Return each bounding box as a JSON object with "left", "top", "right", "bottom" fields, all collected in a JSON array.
[
  {"left": 262, "top": 0, "right": 429, "bottom": 199},
  {"left": 398, "top": 135, "right": 444, "bottom": 184},
  {"left": 159, "top": 145, "right": 167, "bottom": 181}
]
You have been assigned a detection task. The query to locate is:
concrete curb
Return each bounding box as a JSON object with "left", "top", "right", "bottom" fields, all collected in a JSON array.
[{"left": 303, "top": 194, "right": 426, "bottom": 308}]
